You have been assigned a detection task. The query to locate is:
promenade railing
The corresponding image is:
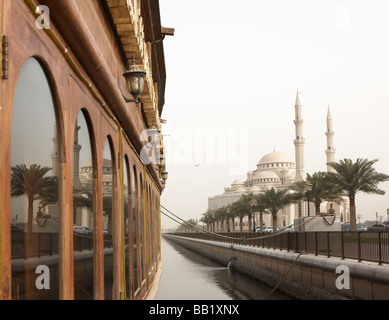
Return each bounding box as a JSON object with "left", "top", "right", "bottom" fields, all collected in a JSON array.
[{"left": 169, "top": 231, "right": 389, "bottom": 265}]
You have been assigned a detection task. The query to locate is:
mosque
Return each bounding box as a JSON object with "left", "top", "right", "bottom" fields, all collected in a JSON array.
[{"left": 208, "top": 92, "right": 350, "bottom": 231}]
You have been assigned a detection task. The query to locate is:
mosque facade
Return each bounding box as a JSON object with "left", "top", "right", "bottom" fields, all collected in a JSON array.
[{"left": 208, "top": 92, "right": 350, "bottom": 231}]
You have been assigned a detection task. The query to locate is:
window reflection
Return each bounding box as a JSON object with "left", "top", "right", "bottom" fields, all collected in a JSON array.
[
  {"left": 124, "top": 156, "right": 130, "bottom": 298},
  {"left": 140, "top": 175, "right": 145, "bottom": 282},
  {"left": 73, "top": 111, "right": 94, "bottom": 300},
  {"left": 132, "top": 167, "right": 139, "bottom": 291},
  {"left": 11, "top": 57, "right": 60, "bottom": 300},
  {"left": 103, "top": 138, "right": 114, "bottom": 300}
]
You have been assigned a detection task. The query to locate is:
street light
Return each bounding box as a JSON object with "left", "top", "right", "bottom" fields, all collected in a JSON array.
[
  {"left": 357, "top": 214, "right": 362, "bottom": 227},
  {"left": 250, "top": 199, "right": 257, "bottom": 232},
  {"left": 304, "top": 182, "right": 313, "bottom": 217}
]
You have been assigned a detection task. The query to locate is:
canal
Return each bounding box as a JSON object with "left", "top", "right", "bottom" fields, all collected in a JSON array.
[{"left": 155, "top": 236, "right": 290, "bottom": 300}]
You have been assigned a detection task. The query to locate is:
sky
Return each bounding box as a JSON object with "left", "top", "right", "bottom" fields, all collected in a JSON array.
[{"left": 158, "top": 0, "right": 389, "bottom": 228}]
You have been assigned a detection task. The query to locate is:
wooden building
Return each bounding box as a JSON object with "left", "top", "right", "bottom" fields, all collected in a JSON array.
[{"left": 0, "top": 0, "right": 172, "bottom": 300}]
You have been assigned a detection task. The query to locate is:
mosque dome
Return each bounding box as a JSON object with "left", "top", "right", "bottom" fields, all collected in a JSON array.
[
  {"left": 232, "top": 179, "right": 245, "bottom": 186},
  {"left": 258, "top": 151, "right": 294, "bottom": 166},
  {"left": 253, "top": 170, "right": 280, "bottom": 181}
]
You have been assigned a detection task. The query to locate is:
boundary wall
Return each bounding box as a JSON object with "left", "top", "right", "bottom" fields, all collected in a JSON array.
[{"left": 163, "top": 234, "right": 389, "bottom": 300}]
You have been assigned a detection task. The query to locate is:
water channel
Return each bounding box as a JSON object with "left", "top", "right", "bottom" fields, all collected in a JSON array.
[{"left": 155, "top": 236, "right": 290, "bottom": 300}]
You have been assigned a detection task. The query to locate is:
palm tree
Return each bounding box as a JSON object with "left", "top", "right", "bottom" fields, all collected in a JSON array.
[
  {"left": 240, "top": 193, "right": 254, "bottom": 232},
  {"left": 214, "top": 207, "right": 228, "bottom": 232},
  {"left": 289, "top": 172, "right": 344, "bottom": 215},
  {"left": 259, "top": 187, "right": 296, "bottom": 231},
  {"left": 201, "top": 209, "right": 215, "bottom": 232},
  {"left": 230, "top": 199, "right": 246, "bottom": 232},
  {"left": 252, "top": 196, "right": 269, "bottom": 232},
  {"left": 327, "top": 158, "right": 389, "bottom": 231},
  {"left": 11, "top": 164, "right": 54, "bottom": 233}
]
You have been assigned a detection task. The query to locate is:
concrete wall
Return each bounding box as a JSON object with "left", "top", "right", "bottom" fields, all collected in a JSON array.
[{"left": 163, "top": 234, "right": 389, "bottom": 300}]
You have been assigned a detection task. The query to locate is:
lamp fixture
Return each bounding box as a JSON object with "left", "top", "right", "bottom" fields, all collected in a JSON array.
[
  {"left": 161, "top": 171, "right": 168, "bottom": 181},
  {"left": 122, "top": 56, "right": 146, "bottom": 107}
]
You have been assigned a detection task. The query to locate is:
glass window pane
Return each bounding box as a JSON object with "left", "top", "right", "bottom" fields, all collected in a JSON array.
[
  {"left": 11, "top": 57, "right": 60, "bottom": 300},
  {"left": 123, "top": 157, "right": 130, "bottom": 298},
  {"left": 140, "top": 176, "right": 145, "bottom": 282},
  {"left": 73, "top": 111, "right": 94, "bottom": 300},
  {"left": 103, "top": 138, "right": 114, "bottom": 300},
  {"left": 132, "top": 167, "right": 139, "bottom": 291}
]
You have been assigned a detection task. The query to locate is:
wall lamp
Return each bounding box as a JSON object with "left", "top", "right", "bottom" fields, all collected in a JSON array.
[
  {"left": 122, "top": 56, "right": 146, "bottom": 107},
  {"left": 161, "top": 171, "right": 168, "bottom": 181}
]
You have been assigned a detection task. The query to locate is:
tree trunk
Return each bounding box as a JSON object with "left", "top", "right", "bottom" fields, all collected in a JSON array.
[
  {"left": 239, "top": 217, "right": 243, "bottom": 232},
  {"left": 259, "top": 213, "right": 263, "bottom": 232},
  {"left": 349, "top": 197, "right": 357, "bottom": 231},
  {"left": 27, "top": 196, "right": 34, "bottom": 234},
  {"left": 315, "top": 204, "right": 321, "bottom": 215},
  {"left": 247, "top": 213, "right": 252, "bottom": 233},
  {"left": 272, "top": 212, "right": 278, "bottom": 231}
]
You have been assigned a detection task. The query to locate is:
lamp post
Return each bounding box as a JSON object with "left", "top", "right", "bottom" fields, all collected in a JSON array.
[
  {"left": 122, "top": 56, "right": 146, "bottom": 107},
  {"left": 357, "top": 214, "right": 362, "bottom": 227},
  {"left": 304, "top": 182, "right": 313, "bottom": 217},
  {"left": 376, "top": 212, "right": 378, "bottom": 225},
  {"left": 250, "top": 199, "right": 257, "bottom": 232},
  {"left": 387, "top": 209, "right": 389, "bottom": 224}
]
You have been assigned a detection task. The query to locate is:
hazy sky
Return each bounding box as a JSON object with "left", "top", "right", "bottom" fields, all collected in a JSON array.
[{"left": 159, "top": 0, "right": 389, "bottom": 228}]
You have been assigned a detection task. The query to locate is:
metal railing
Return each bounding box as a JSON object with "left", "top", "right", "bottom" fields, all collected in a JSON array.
[
  {"left": 169, "top": 231, "right": 389, "bottom": 265},
  {"left": 11, "top": 233, "right": 114, "bottom": 259}
]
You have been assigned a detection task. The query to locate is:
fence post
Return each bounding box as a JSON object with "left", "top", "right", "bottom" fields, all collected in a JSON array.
[
  {"left": 378, "top": 232, "right": 382, "bottom": 265},
  {"left": 295, "top": 232, "right": 298, "bottom": 253},
  {"left": 286, "top": 232, "right": 290, "bottom": 252},
  {"left": 50, "top": 233, "right": 53, "bottom": 256},
  {"left": 38, "top": 233, "right": 41, "bottom": 258},
  {"left": 341, "top": 232, "right": 345, "bottom": 260},
  {"left": 327, "top": 232, "right": 330, "bottom": 258},
  {"left": 314, "top": 232, "right": 318, "bottom": 256}
]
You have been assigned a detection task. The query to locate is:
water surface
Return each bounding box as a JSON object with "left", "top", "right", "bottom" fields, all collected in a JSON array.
[{"left": 155, "top": 236, "right": 290, "bottom": 300}]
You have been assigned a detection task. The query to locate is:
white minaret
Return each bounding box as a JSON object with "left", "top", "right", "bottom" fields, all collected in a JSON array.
[
  {"left": 293, "top": 91, "right": 306, "bottom": 182},
  {"left": 325, "top": 106, "right": 336, "bottom": 172},
  {"left": 73, "top": 121, "right": 82, "bottom": 190},
  {"left": 51, "top": 125, "right": 59, "bottom": 177}
]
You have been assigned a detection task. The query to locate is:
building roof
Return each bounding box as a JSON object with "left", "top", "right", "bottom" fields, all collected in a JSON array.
[
  {"left": 258, "top": 151, "right": 294, "bottom": 165},
  {"left": 253, "top": 170, "right": 280, "bottom": 180}
]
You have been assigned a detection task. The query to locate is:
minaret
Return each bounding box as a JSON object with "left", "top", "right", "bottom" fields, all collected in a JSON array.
[
  {"left": 325, "top": 106, "right": 336, "bottom": 172},
  {"left": 293, "top": 91, "right": 306, "bottom": 181},
  {"left": 51, "top": 125, "right": 59, "bottom": 177},
  {"left": 73, "top": 121, "right": 82, "bottom": 190}
]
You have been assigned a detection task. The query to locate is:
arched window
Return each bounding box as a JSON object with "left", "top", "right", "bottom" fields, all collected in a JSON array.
[
  {"left": 123, "top": 156, "right": 131, "bottom": 298},
  {"left": 131, "top": 166, "right": 139, "bottom": 292},
  {"left": 73, "top": 110, "right": 94, "bottom": 300},
  {"left": 11, "top": 57, "right": 60, "bottom": 300},
  {"left": 139, "top": 174, "right": 146, "bottom": 282},
  {"left": 103, "top": 137, "right": 115, "bottom": 300}
]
